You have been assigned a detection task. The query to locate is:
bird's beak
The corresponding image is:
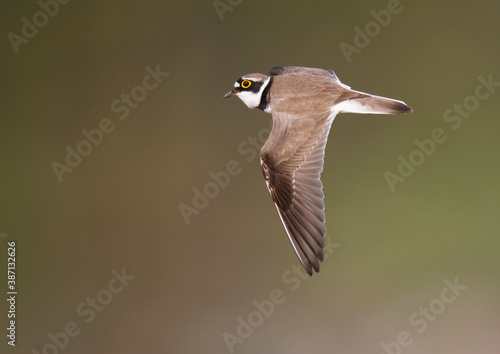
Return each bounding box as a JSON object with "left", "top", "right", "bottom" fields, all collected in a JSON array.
[{"left": 223, "top": 89, "right": 238, "bottom": 98}]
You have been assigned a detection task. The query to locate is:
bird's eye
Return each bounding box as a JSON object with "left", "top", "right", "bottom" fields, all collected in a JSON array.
[{"left": 241, "top": 80, "right": 252, "bottom": 89}]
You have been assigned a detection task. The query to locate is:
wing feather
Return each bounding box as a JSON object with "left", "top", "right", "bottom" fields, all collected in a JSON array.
[{"left": 260, "top": 110, "right": 333, "bottom": 275}]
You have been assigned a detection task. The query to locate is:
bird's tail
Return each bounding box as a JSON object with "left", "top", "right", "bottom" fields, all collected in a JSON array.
[{"left": 335, "top": 90, "right": 413, "bottom": 115}]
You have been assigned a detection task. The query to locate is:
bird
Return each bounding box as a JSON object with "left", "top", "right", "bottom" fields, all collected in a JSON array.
[{"left": 224, "top": 66, "right": 412, "bottom": 275}]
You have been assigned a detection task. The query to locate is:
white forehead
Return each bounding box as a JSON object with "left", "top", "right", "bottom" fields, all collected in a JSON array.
[{"left": 242, "top": 76, "right": 263, "bottom": 82}]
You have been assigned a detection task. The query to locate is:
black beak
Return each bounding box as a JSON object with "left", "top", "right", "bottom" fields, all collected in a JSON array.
[{"left": 223, "top": 89, "right": 238, "bottom": 98}]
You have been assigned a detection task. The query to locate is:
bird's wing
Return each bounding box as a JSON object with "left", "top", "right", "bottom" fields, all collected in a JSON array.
[{"left": 260, "top": 110, "right": 334, "bottom": 275}]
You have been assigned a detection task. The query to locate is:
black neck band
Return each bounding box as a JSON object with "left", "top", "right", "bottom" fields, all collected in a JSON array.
[{"left": 257, "top": 77, "right": 273, "bottom": 111}]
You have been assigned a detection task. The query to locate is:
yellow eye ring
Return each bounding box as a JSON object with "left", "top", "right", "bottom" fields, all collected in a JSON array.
[{"left": 241, "top": 80, "right": 252, "bottom": 89}]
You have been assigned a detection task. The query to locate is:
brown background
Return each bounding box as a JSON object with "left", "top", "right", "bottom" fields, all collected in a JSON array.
[{"left": 1, "top": 1, "right": 500, "bottom": 353}]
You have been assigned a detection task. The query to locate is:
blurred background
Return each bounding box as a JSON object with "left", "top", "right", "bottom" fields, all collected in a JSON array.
[{"left": 1, "top": 1, "right": 500, "bottom": 353}]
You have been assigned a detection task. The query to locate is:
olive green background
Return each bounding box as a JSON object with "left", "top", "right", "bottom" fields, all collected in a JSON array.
[{"left": 1, "top": 1, "right": 500, "bottom": 353}]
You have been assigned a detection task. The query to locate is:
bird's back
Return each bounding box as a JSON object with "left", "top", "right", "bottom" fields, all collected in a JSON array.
[{"left": 270, "top": 67, "right": 351, "bottom": 115}]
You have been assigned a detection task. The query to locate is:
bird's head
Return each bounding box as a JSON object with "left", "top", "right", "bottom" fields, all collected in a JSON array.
[{"left": 224, "top": 73, "right": 271, "bottom": 110}]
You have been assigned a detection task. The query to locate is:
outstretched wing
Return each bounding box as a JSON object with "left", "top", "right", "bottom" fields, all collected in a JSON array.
[{"left": 260, "top": 110, "right": 334, "bottom": 275}]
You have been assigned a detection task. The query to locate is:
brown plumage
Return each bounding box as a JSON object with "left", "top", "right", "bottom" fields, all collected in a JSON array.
[{"left": 225, "top": 66, "right": 412, "bottom": 275}]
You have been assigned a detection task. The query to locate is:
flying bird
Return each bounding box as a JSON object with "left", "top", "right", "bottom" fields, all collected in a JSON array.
[{"left": 224, "top": 66, "right": 412, "bottom": 275}]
